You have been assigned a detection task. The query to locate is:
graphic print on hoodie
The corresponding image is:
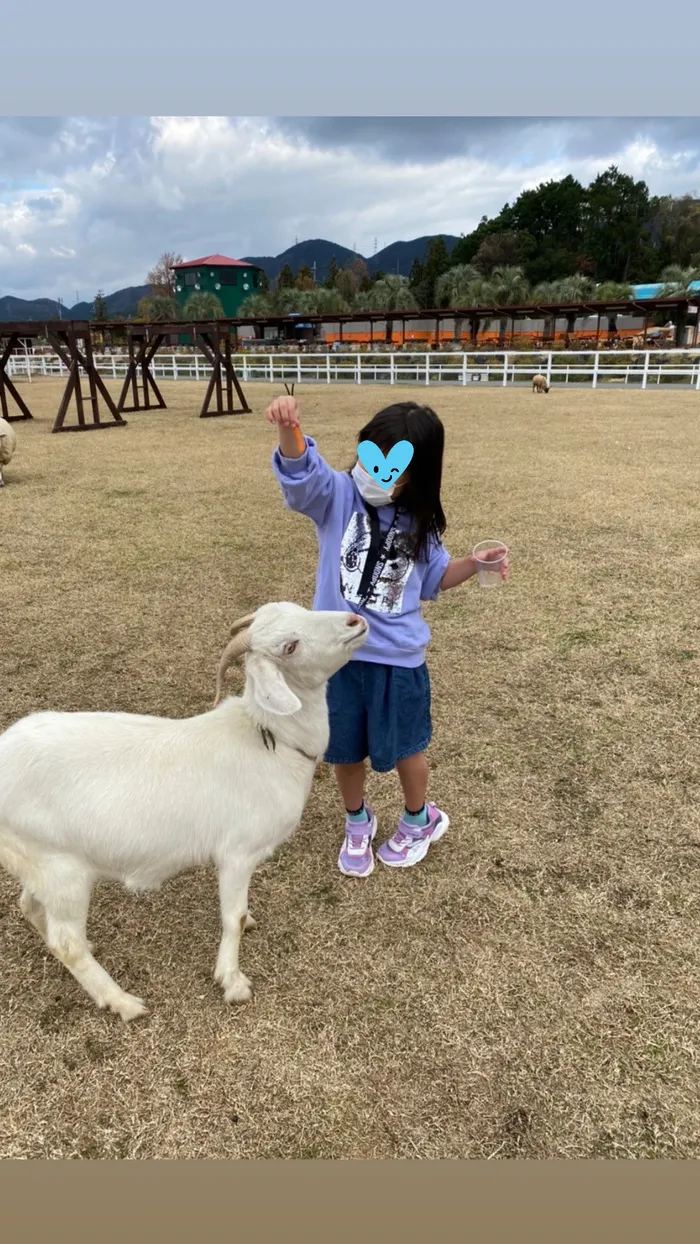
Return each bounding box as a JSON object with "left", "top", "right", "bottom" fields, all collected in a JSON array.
[{"left": 339, "top": 511, "right": 414, "bottom": 616}]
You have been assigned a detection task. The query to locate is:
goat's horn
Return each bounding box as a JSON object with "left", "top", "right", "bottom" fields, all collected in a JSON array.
[
  {"left": 214, "top": 631, "right": 251, "bottom": 707},
  {"left": 213, "top": 612, "right": 256, "bottom": 707},
  {"left": 229, "top": 611, "right": 256, "bottom": 639}
]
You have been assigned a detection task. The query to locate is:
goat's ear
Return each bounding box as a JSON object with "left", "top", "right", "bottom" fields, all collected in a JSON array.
[{"left": 246, "top": 653, "right": 302, "bottom": 716}]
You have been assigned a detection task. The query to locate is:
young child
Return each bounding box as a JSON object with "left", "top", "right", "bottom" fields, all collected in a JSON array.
[{"left": 268, "top": 395, "right": 508, "bottom": 878}]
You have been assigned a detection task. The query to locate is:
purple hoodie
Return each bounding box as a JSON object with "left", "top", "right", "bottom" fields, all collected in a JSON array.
[{"left": 272, "top": 436, "right": 451, "bottom": 668}]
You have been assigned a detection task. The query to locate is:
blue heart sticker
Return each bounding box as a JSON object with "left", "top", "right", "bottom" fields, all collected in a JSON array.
[{"left": 357, "top": 439, "right": 414, "bottom": 490}]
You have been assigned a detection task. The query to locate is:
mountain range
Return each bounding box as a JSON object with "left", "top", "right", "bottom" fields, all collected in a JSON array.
[
  {"left": 0, "top": 235, "right": 460, "bottom": 322},
  {"left": 242, "top": 235, "right": 460, "bottom": 284},
  {"left": 0, "top": 285, "right": 153, "bottom": 324}
]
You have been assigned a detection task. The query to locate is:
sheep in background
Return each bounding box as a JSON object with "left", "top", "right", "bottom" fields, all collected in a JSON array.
[
  {"left": 532, "top": 374, "right": 549, "bottom": 394},
  {"left": 0, "top": 602, "right": 368, "bottom": 1021},
  {"left": 0, "top": 418, "right": 17, "bottom": 486}
]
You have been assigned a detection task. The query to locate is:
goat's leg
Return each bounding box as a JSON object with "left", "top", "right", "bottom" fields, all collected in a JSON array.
[
  {"left": 19, "top": 887, "right": 47, "bottom": 938},
  {"left": 214, "top": 864, "right": 254, "bottom": 1003},
  {"left": 38, "top": 859, "right": 147, "bottom": 1022},
  {"left": 20, "top": 886, "right": 94, "bottom": 951}
]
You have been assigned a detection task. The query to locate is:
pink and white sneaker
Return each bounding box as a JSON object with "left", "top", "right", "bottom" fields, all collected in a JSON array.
[
  {"left": 337, "top": 804, "right": 378, "bottom": 878},
  {"left": 377, "top": 803, "right": 449, "bottom": 869}
]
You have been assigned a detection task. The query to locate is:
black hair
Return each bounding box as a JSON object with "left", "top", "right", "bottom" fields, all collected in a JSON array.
[{"left": 354, "top": 401, "right": 446, "bottom": 560}]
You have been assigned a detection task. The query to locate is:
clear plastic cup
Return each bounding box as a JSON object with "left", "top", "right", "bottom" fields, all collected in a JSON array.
[{"left": 473, "top": 539, "right": 508, "bottom": 589}]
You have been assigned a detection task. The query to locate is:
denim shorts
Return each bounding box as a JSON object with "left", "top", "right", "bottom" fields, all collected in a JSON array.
[{"left": 324, "top": 660, "right": 432, "bottom": 773}]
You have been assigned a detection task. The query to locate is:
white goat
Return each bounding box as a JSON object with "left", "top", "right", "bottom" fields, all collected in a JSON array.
[
  {"left": 0, "top": 602, "right": 368, "bottom": 1021},
  {"left": 532, "top": 374, "right": 549, "bottom": 394},
  {"left": 0, "top": 417, "right": 17, "bottom": 486}
]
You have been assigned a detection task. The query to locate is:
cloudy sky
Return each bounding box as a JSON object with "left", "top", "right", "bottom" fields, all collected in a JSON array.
[{"left": 1, "top": 116, "right": 699, "bottom": 303}]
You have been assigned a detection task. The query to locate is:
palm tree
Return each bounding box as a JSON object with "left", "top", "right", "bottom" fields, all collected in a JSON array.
[
  {"left": 314, "top": 288, "right": 350, "bottom": 315},
  {"left": 239, "top": 293, "right": 273, "bottom": 318},
  {"left": 435, "top": 264, "right": 481, "bottom": 343},
  {"left": 136, "top": 294, "right": 179, "bottom": 322},
  {"left": 182, "top": 291, "right": 225, "bottom": 320},
  {"left": 455, "top": 275, "right": 497, "bottom": 345},
  {"left": 355, "top": 274, "right": 418, "bottom": 343},
  {"left": 594, "top": 281, "right": 633, "bottom": 335},
  {"left": 654, "top": 267, "right": 700, "bottom": 345},
  {"left": 551, "top": 275, "right": 595, "bottom": 340},
  {"left": 238, "top": 293, "right": 273, "bottom": 338},
  {"left": 658, "top": 265, "right": 700, "bottom": 296},
  {"left": 486, "top": 266, "right": 531, "bottom": 345},
  {"left": 532, "top": 281, "right": 562, "bottom": 343},
  {"left": 272, "top": 288, "right": 319, "bottom": 316},
  {"left": 595, "top": 281, "right": 634, "bottom": 299}
]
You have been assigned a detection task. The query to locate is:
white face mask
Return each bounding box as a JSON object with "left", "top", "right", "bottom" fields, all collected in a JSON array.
[{"left": 351, "top": 462, "right": 396, "bottom": 507}]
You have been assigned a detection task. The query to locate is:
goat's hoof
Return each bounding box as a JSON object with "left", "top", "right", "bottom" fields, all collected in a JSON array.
[
  {"left": 223, "top": 973, "right": 253, "bottom": 1004},
  {"left": 244, "top": 913, "right": 256, "bottom": 931},
  {"left": 111, "top": 992, "right": 148, "bottom": 1023}
]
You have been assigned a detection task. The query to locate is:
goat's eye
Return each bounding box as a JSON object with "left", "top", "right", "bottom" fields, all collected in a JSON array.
[{"left": 283, "top": 640, "right": 299, "bottom": 656}]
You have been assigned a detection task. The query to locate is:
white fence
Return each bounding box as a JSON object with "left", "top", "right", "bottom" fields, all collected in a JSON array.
[{"left": 7, "top": 349, "right": 700, "bottom": 390}]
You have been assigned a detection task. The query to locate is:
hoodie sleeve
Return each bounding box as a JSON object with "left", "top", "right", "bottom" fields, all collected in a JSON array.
[
  {"left": 419, "top": 536, "right": 452, "bottom": 602},
  {"left": 271, "top": 436, "right": 343, "bottom": 528}
]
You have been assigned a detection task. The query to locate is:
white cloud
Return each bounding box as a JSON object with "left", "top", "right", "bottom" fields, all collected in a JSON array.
[
  {"left": 0, "top": 199, "right": 34, "bottom": 240},
  {"left": 0, "top": 117, "right": 698, "bottom": 301}
]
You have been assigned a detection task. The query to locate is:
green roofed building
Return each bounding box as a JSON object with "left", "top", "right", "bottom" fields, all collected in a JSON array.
[{"left": 171, "top": 253, "right": 264, "bottom": 318}]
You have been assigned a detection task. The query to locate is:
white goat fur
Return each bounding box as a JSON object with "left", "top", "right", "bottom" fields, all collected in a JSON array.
[
  {"left": 0, "top": 417, "right": 17, "bottom": 486},
  {"left": 0, "top": 602, "right": 368, "bottom": 1021},
  {"left": 532, "top": 374, "right": 549, "bottom": 393}
]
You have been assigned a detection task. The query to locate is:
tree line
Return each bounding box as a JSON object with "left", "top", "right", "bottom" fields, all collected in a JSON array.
[
  {"left": 239, "top": 166, "right": 699, "bottom": 325},
  {"left": 94, "top": 167, "right": 700, "bottom": 327}
]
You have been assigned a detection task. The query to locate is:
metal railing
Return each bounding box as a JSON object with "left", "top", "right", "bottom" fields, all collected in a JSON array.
[{"left": 7, "top": 349, "right": 700, "bottom": 390}]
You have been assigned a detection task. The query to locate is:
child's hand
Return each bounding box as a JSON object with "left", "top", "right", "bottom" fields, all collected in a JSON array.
[
  {"left": 266, "top": 395, "right": 305, "bottom": 458},
  {"left": 266, "top": 396, "right": 301, "bottom": 429},
  {"left": 476, "top": 547, "right": 509, "bottom": 580}
]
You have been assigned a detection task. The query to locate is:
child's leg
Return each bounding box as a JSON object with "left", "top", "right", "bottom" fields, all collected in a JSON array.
[
  {"left": 396, "top": 751, "right": 429, "bottom": 813},
  {"left": 333, "top": 762, "right": 367, "bottom": 813},
  {"left": 377, "top": 749, "right": 449, "bottom": 870},
  {"left": 324, "top": 664, "right": 376, "bottom": 878},
  {"left": 334, "top": 762, "right": 378, "bottom": 878}
]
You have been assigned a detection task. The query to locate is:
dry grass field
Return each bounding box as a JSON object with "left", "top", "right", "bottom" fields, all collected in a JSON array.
[{"left": 1, "top": 377, "right": 700, "bottom": 1159}]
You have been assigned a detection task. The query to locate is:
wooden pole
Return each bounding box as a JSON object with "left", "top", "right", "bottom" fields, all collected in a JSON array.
[
  {"left": 71, "top": 330, "right": 86, "bottom": 428},
  {"left": 197, "top": 325, "right": 250, "bottom": 417},
  {"left": 118, "top": 330, "right": 167, "bottom": 412},
  {"left": 50, "top": 326, "right": 126, "bottom": 432},
  {"left": 129, "top": 331, "right": 139, "bottom": 409},
  {"left": 83, "top": 326, "right": 101, "bottom": 425},
  {"left": 0, "top": 333, "right": 34, "bottom": 420}
]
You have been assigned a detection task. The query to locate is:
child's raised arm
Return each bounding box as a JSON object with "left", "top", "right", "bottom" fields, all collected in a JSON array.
[
  {"left": 267, "top": 395, "right": 345, "bottom": 527},
  {"left": 266, "top": 395, "right": 305, "bottom": 458}
]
